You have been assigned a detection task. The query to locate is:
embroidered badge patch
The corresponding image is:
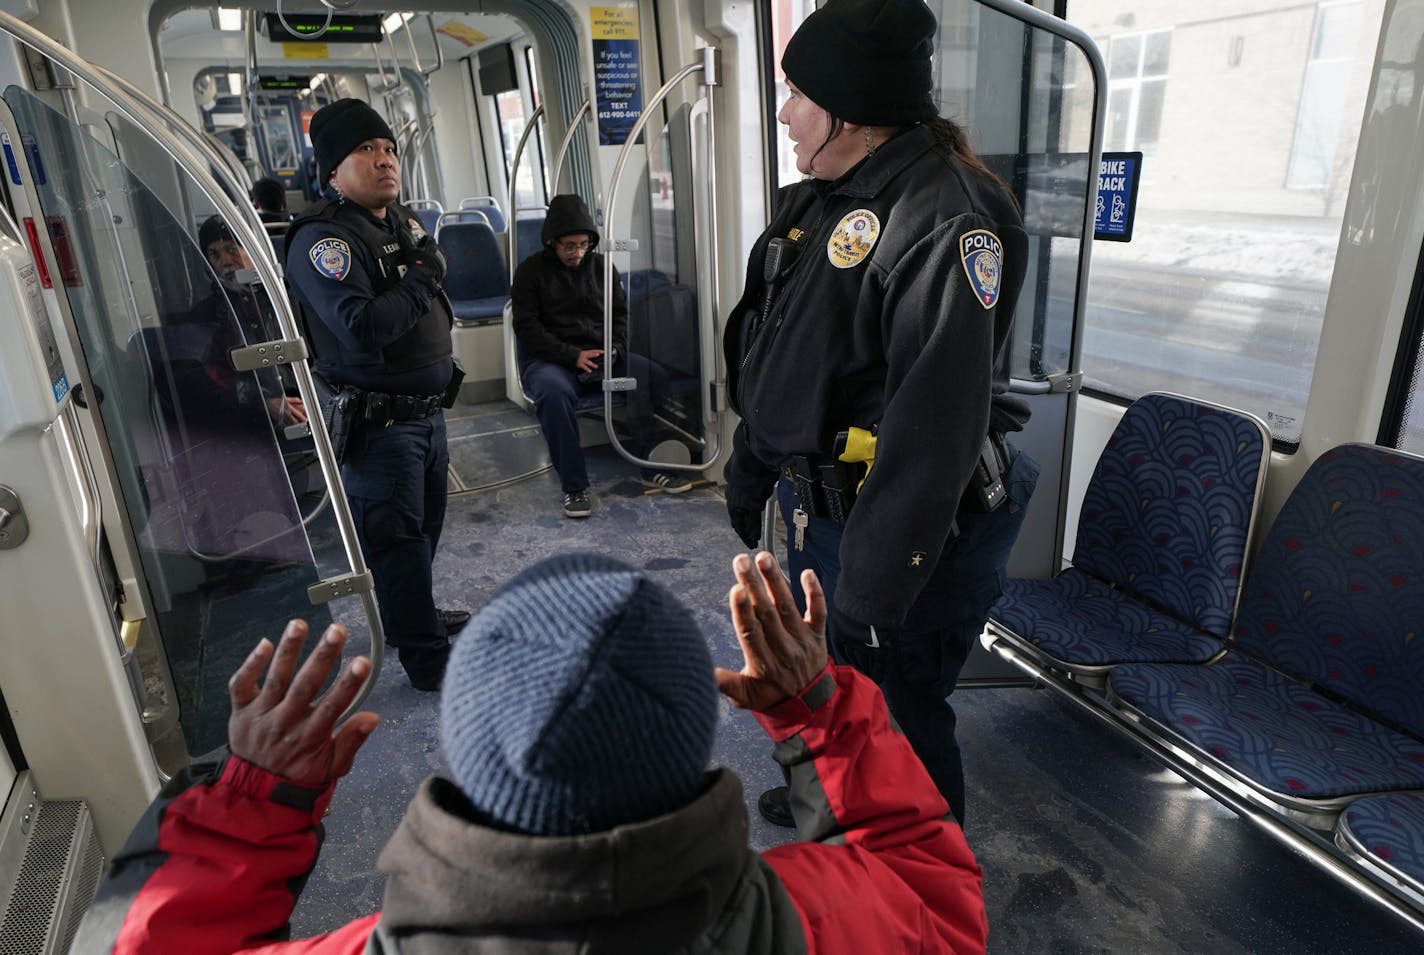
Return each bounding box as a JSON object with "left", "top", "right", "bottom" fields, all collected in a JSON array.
[
  {"left": 407, "top": 217, "right": 427, "bottom": 240},
  {"left": 960, "top": 229, "right": 1003, "bottom": 309},
  {"left": 310, "top": 237, "right": 352, "bottom": 281},
  {"left": 826, "top": 209, "right": 880, "bottom": 269}
]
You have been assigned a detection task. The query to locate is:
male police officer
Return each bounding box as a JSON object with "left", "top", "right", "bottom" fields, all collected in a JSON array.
[{"left": 285, "top": 98, "right": 467, "bottom": 691}]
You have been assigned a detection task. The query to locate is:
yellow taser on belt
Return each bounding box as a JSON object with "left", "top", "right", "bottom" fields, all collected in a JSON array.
[{"left": 835, "top": 426, "right": 878, "bottom": 491}]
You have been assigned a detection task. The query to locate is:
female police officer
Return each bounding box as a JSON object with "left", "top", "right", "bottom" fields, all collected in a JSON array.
[{"left": 724, "top": 0, "right": 1039, "bottom": 826}]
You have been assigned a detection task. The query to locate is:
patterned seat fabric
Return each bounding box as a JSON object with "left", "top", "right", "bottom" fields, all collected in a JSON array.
[
  {"left": 1231, "top": 445, "right": 1424, "bottom": 738},
  {"left": 989, "top": 393, "right": 1265, "bottom": 670},
  {"left": 1073, "top": 393, "right": 1266, "bottom": 638},
  {"left": 1111, "top": 444, "right": 1424, "bottom": 803},
  {"left": 1339, "top": 792, "right": 1424, "bottom": 888},
  {"left": 995, "top": 569, "right": 1224, "bottom": 667},
  {"left": 1111, "top": 653, "right": 1424, "bottom": 799}
]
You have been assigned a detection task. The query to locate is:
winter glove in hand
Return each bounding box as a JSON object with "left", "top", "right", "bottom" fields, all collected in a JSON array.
[{"left": 727, "top": 501, "right": 761, "bottom": 549}]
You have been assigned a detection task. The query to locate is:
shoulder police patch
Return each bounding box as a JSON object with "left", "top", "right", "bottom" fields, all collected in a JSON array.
[
  {"left": 407, "top": 217, "right": 427, "bottom": 240},
  {"left": 960, "top": 229, "right": 1003, "bottom": 309},
  {"left": 310, "top": 237, "right": 352, "bottom": 281},
  {"left": 826, "top": 209, "right": 880, "bottom": 269}
]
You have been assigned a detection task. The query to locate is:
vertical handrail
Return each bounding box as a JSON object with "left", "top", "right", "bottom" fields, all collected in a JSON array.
[
  {"left": 550, "top": 98, "right": 591, "bottom": 194},
  {"left": 0, "top": 9, "right": 385, "bottom": 717},
  {"left": 243, "top": 10, "right": 259, "bottom": 170},
  {"left": 600, "top": 54, "right": 724, "bottom": 473},
  {"left": 506, "top": 102, "right": 546, "bottom": 278}
]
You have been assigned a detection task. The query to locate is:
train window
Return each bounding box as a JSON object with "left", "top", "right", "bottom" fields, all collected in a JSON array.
[
  {"left": 767, "top": 0, "right": 818, "bottom": 190},
  {"left": 494, "top": 88, "right": 539, "bottom": 208},
  {"left": 522, "top": 44, "right": 548, "bottom": 206},
  {"left": 1068, "top": 0, "right": 1385, "bottom": 446}
]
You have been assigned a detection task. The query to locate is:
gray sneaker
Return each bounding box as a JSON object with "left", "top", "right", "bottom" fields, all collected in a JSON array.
[
  {"left": 562, "top": 490, "right": 593, "bottom": 518},
  {"left": 641, "top": 471, "right": 694, "bottom": 494}
]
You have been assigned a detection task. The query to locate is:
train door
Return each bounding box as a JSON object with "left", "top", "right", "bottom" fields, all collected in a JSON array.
[
  {"left": 0, "top": 14, "right": 381, "bottom": 920},
  {"left": 597, "top": 47, "right": 726, "bottom": 474}
]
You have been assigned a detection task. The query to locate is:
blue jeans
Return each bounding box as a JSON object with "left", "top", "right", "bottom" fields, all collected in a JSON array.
[
  {"left": 521, "top": 353, "right": 667, "bottom": 493},
  {"left": 777, "top": 446, "right": 1040, "bottom": 824},
  {"left": 341, "top": 413, "right": 451, "bottom": 683}
]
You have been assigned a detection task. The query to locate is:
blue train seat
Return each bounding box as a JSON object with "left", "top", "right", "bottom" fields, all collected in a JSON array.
[
  {"left": 1109, "top": 444, "right": 1424, "bottom": 813},
  {"left": 1337, "top": 792, "right": 1424, "bottom": 896},
  {"left": 459, "top": 196, "right": 506, "bottom": 233},
  {"left": 989, "top": 393, "right": 1270, "bottom": 682},
  {"left": 436, "top": 220, "right": 508, "bottom": 325},
  {"left": 513, "top": 212, "right": 546, "bottom": 266}
]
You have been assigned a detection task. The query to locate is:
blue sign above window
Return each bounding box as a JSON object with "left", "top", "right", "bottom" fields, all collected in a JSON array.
[{"left": 1094, "top": 151, "right": 1142, "bottom": 242}]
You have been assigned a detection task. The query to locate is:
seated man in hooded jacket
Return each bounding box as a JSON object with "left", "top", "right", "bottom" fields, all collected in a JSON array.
[
  {"left": 512, "top": 193, "right": 695, "bottom": 519},
  {"left": 74, "top": 551, "right": 988, "bottom": 954}
]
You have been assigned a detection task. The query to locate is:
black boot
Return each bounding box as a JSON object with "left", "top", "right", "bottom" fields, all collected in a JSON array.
[{"left": 757, "top": 785, "right": 794, "bottom": 827}]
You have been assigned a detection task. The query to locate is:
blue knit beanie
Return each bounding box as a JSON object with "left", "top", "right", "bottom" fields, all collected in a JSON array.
[{"left": 440, "top": 554, "right": 718, "bottom": 835}]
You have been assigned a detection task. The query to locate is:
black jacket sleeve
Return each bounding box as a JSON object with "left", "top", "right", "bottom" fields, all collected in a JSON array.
[{"left": 833, "top": 213, "right": 1017, "bottom": 629}]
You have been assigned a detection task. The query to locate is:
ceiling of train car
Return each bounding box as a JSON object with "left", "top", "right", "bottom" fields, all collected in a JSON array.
[{"left": 157, "top": 8, "right": 523, "bottom": 65}]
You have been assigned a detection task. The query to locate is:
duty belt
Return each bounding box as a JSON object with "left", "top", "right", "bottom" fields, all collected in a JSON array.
[
  {"left": 362, "top": 390, "right": 446, "bottom": 426},
  {"left": 783, "top": 432, "right": 1010, "bottom": 525}
]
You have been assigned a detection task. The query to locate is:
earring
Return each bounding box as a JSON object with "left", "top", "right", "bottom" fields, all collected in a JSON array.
[{"left": 864, "top": 127, "right": 877, "bottom": 156}]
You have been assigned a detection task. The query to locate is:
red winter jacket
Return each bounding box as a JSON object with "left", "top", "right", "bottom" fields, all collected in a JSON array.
[{"left": 73, "top": 663, "right": 987, "bottom": 954}]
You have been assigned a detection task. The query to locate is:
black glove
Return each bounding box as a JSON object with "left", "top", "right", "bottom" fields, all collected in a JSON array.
[
  {"left": 404, "top": 232, "right": 446, "bottom": 286},
  {"left": 832, "top": 607, "right": 886, "bottom": 683},
  {"left": 727, "top": 501, "right": 761, "bottom": 549}
]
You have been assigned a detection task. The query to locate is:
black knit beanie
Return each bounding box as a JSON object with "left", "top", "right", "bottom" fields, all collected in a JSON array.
[
  {"left": 781, "top": 0, "right": 939, "bottom": 126},
  {"left": 309, "top": 98, "right": 397, "bottom": 182},
  {"left": 197, "top": 214, "right": 234, "bottom": 253},
  {"left": 440, "top": 554, "right": 718, "bottom": 835}
]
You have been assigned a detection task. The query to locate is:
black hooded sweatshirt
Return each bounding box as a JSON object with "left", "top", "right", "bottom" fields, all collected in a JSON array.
[{"left": 509, "top": 194, "right": 628, "bottom": 369}]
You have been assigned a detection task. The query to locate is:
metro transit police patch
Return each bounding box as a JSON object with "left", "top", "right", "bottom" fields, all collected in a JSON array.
[
  {"left": 826, "top": 209, "right": 880, "bottom": 269},
  {"left": 960, "top": 229, "right": 1003, "bottom": 309},
  {"left": 407, "top": 217, "right": 427, "bottom": 240},
  {"left": 310, "top": 237, "right": 352, "bottom": 281}
]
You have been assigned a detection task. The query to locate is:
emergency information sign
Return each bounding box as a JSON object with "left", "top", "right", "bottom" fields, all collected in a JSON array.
[
  {"left": 1094, "top": 151, "right": 1142, "bottom": 242},
  {"left": 591, "top": 6, "right": 642, "bottom": 146}
]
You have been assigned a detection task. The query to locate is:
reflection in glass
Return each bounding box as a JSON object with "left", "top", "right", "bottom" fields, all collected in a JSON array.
[{"left": 6, "top": 85, "right": 340, "bottom": 756}]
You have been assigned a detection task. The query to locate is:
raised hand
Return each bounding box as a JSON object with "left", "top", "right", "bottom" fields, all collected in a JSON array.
[
  {"left": 227, "top": 620, "right": 379, "bottom": 789},
  {"left": 715, "top": 551, "right": 829, "bottom": 711}
]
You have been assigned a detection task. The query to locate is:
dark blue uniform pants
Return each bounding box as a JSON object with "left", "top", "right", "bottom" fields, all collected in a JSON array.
[
  {"left": 777, "top": 447, "right": 1039, "bottom": 825},
  {"left": 521, "top": 353, "right": 667, "bottom": 493},
  {"left": 342, "top": 413, "right": 450, "bottom": 683}
]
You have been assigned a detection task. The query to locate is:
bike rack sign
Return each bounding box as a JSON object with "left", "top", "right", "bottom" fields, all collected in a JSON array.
[{"left": 1094, "top": 151, "right": 1142, "bottom": 242}]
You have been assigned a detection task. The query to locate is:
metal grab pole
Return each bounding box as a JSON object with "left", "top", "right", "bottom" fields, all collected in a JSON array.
[
  {"left": 601, "top": 52, "right": 724, "bottom": 473},
  {"left": 550, "top": 98, "right": 591, "bottom": 194},
  {"left": 505, "top": 103, "right": 546, "bottom": 278},
  {"left": 0, "top": 10, "right": 384, "bottom": 715}
]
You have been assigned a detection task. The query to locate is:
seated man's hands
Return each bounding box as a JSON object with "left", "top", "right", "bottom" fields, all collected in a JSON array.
[
  {"left": 715, "top": 551, "right": 830, "bottom": 712},
  {"left": 227, "top": 619, "right": 379, "bottom": 789},
  {"left": 574, "top": 348, "right": 604, "bottom": 374}
]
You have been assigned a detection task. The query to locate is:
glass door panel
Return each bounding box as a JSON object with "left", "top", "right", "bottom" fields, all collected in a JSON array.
[{"left": 5, "top": 85, "right": 348, "bottom": 757}]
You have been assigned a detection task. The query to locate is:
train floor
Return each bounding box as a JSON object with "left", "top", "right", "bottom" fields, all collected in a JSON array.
[{"left": 280, "top": 409, "right": 1424, "bottom": 953}]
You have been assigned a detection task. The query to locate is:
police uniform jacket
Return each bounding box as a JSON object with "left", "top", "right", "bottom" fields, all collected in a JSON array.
[
  {"left": 74, "top": 663, "right": 988, "bottom": 954},
  {"left": 723, "top": 123, "right": 1030, "bottom": 631},
  {"left": 510, "top": 197, "right": 629, "bottom": 369},
  {"left": 286, "top": 191, "right": 453, "bottom": 397}
]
